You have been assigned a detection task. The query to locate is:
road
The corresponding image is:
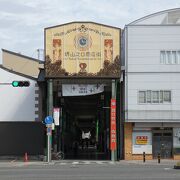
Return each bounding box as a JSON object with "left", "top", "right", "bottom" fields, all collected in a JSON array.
[{"left": 0, "top": 161, "right": 179, "bottom": 180}]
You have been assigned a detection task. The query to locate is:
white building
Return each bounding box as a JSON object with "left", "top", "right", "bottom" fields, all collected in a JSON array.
[
  {"left": 124, "top": 8, "right": 180, "bottom": 160},
  {"left": 0, "top": 51, "right": 44, "bottom": 156}
]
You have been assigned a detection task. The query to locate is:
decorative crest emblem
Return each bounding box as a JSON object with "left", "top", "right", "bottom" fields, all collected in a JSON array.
[{"left": 74, "top": 33, "right": 92, "bottom": 51}]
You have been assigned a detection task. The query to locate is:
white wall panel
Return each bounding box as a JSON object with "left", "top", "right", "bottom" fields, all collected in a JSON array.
[
  {"left": 127, "top": 26, "right": 180, "bottom": 73},
  {"left": 0, "top": 68, "right": 36, "bottom": 122},
  {"left": 125, "top": 72, "right": 180, "bottom": 121}
]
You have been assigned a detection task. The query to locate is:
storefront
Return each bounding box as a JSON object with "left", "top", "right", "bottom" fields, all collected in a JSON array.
[{"left": 124, "top": 123, "right": 180, "bottom": 160}]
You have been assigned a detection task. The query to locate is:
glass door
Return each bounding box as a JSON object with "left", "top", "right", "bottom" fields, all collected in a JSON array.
[{"left": 152, "top": 130, "right": 173, "bottom": 159}]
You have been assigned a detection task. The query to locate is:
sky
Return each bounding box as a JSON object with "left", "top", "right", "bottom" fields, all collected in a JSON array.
[{"left": 0, "top": 0, "right": 180, "bottom": 62}]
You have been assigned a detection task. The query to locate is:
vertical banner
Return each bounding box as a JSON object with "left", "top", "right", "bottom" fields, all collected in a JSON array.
[
  {"left": 110, "top": 99, "right": 117, "bottom": 150},
  {"left": 53, "top": 108, "right": 60, "bottom": 126}
]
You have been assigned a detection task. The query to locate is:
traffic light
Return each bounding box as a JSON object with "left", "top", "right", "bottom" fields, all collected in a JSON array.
[{"left": 12, "top": 81, "right": 30, "bottom": 87}]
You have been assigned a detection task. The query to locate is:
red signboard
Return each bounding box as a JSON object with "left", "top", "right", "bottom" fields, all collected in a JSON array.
[
  {"left": 110, "top": 99, "right": 117, "bottom": 150},
  {"left": 136, "top": 136, "right": 148, "bottom": 145}
]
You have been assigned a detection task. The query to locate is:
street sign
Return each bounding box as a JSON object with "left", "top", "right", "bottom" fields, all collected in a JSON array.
[
  {"left": 44, "top": 116, "right": 53, "bottom": 124},
  {"left": 47, "top": 127, "right": 52, "bottom": 136},
  {"left": 53, "top": 108, "right": 60, "bottom": 126}
]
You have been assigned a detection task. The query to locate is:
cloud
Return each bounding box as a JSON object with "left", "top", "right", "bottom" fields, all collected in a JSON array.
[{"left": 0, "top": 0, "right": 180, "bottom": 63}]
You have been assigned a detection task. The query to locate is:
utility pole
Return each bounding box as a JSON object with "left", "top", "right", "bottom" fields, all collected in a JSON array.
[{"left": 37, "top": 49, "right": 44, "bottom": 60}]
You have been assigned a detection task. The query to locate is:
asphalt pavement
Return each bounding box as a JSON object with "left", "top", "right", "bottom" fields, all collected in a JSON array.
[{"left": 0, "top": 160, "right": 179, "bottom": 180}]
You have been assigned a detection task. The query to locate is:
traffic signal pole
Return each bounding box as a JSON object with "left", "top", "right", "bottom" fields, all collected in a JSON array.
[
  {"left": 47, "top": 79, "right": 53, "bottom": 163},
  {"left": 0, "top": 81, "right": 30, "bottom": 87},
  {"left": 48, "top": 79, "right": 53, "bottom": 116}
]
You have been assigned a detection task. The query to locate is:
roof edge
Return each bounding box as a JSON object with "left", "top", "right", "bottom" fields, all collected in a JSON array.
[
  {"left": 0, "top": 65, "right": 37, "bottom": 80},
  {"left": 2, "top": 49, "right": 43, "bottom": 63},
  {"left": 44, "top": 21, "right": 121, "bottom": 30},
  {"left": 127, "top": 8, "right": 180, "bottom": 25}
]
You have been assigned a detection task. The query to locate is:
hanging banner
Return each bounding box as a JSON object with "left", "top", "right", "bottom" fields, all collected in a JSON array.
[
  {"left": 110, "top": 99, "right": 117, "bottom": 150},
  {"left": 62, "top": 84, "right": 104, "bottom": 96},
  {"left": 53, "top": 108, "right": 60, "bottom": 126}
]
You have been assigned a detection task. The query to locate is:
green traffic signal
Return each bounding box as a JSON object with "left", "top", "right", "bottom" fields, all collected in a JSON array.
[
  {"left": 12, "top": 81, "right": 19, "bottom": 87},
  {"left": 12, "top": 81, "right": 30, "bottom": 87}
]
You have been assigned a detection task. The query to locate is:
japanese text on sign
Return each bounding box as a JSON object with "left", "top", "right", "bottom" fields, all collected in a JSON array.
[
  {"left": 136, "top": 136, "right": 148, "bottom": 145},
  {"left": 110, "top": 99, "right": 117, "bottom": 150}
]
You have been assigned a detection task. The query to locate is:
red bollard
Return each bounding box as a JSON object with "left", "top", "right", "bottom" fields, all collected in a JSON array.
[{"left": 24, "top": 152, "right": 28, "bottom": 162}]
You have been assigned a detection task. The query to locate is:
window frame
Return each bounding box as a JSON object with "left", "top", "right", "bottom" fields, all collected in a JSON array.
[
  {"left": 138, "top": 90, "right": 172, "bottom": 104},
  {"left": 160, "top": 50, "right": 180, "bottom": 65},
  {"left": 163, "top": 90, "right": 172, "bottom": 103},
  {"left": 152, "top": 90, "right": 160, "bottom": 104},
  {"left": 138, "top": 90, "right": 146, "bottom": 104}
]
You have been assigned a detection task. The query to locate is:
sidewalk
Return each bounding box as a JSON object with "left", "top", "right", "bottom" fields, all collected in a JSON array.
[
  {"left": 119, "top": 159, "right": 179, "bottom": 166},
  {"left": 0, "top": 159, "right": 178, "bottom": 167}
]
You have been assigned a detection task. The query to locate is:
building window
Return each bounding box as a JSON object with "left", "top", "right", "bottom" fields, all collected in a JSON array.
[
  {"left": 138, "top": 90, "right": 171, "bottom": 104},
  {"left": 160, "top": 51, "right": 166, "bottom": 64},
  {"left": 146, "top": 90, "right": 151, "bottom": 103},
  {"left": 163, "top": 91, "right": 171, "bottom": 103},
  {"left": 152, "top": 91, "right": 159, "bottom": 103},
  {"left": 178, "top": 51, "right": 180, "bottom": 63},
  {"left": 160, "top": 50, "right": 180, "bottom": 64},
  {"left": 160, "top": 90, "right": 163, "bottom": 103},
  {"left": 139, "top": 91, "right": 146, "bottom": 103}
]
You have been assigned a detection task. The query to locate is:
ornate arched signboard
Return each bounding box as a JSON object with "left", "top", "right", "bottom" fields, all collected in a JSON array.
[{"left": 45, "top": 22, "right": 121, "bottom": 78}]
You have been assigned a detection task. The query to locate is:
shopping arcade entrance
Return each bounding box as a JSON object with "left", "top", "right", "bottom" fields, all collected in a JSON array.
[
  {"left": 44, "top": 22, "right": 122, "bottom": 161},
  {"left": 48, "top": 78, "right": 121, "bottom": 160}
]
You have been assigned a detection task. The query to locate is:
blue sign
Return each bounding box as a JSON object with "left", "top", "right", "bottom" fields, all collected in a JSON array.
[
  {"left": 47, "top": 127, "right": 51, "bottom": 133},
  {"left": 47, "top": 127, "right": 52, "bottom": 135},
  {"left": 44, "top": 116, "right": 53, "bottom": 124}
]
